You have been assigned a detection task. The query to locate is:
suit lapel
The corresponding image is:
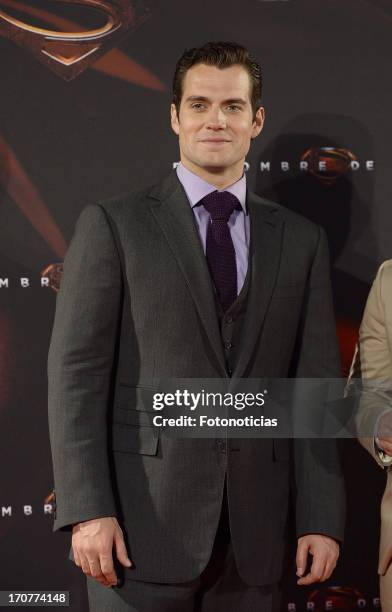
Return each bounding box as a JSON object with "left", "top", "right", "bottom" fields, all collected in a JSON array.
[
  {"left": 234, "top": 190, "right": 284, "bottom": 378},
  {"left": 148, "top": 172, "right": 227, "bottom": 376}
]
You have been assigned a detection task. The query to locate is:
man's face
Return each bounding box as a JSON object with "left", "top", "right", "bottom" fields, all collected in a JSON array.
[{"left": 171, "top": 63, "right": 264, "bottom": 175}]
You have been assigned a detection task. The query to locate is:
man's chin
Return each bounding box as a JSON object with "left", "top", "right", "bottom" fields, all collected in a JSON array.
[
  {"left": 181, "top": 154, "right": 244, "bottom": 176},
  {"left": 194, "top": 157, "right": 235, "bottom": 173},
  {"left": 201, "top": 163, "right": 228, "bottom": 174}
]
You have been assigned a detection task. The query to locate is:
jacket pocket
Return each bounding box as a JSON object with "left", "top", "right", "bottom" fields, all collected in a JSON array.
[
  {"left": 113, "top": 405, "right": 155, "bottom": 427},
  {"left": 115, "top": 384, "right": 156, "bottom": 412}
]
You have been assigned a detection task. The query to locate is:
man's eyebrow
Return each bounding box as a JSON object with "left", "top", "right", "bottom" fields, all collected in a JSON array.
[
  {"left": 223, "top": 98, "right": 247, "bottom": 105},
  {"left": 185, "top": 96, "right": 247, "bottom": 105},
  {"left": 185, "top": 96, "right": 210, "bottom": 103}
]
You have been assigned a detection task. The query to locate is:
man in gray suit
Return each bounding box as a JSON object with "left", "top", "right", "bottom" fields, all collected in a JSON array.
[{"left": 48, "top": 41, "right": 345, "bottom": 611}]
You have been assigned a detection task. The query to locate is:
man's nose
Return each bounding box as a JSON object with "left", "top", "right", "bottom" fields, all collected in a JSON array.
[{"left": 206, "top": 107, "right": 226, "bottom": 129}]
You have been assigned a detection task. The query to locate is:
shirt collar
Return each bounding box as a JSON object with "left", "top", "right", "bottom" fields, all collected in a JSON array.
[{"left": 176, "top": 161, "right": 247, "bottom": 213}]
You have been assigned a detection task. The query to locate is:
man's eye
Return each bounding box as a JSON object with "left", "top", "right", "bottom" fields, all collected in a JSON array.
[
  {"left": 227, "top": 105, "right": 240, "bottom": 112},
  {"left": 191, "top": 103, "right": 205, "bottom": 110}
]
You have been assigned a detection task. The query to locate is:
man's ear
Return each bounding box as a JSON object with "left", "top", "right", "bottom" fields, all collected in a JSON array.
[
  {"left": 171, "top": 103, "right": 180, "bottom": 135},
  {"left": 251, "top": 106, "right": 265, "bottom": 139}
]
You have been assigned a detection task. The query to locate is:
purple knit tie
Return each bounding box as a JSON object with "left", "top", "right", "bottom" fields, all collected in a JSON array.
[{"left": 201, "top": 190, "right": 241, "bottom": 312}]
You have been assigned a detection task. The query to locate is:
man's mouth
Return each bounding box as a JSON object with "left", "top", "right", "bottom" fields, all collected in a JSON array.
[{"left": 199, "top": 139, "right": 231, "bottom": 144}]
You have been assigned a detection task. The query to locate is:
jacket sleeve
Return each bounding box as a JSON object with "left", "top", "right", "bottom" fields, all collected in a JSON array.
[
  {"left": 47, "top": 203, "right": 123, "bottom": 532},
  {"left": 350, "top": 261, "right": 392, "bottom": 469},
  {"left": 292, "top": 226, "right": 346, "bottom": 542}
]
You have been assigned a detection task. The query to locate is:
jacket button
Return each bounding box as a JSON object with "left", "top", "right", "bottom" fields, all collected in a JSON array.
[{"left": 225, "top": 342, "right": 233, "bottom": 350}]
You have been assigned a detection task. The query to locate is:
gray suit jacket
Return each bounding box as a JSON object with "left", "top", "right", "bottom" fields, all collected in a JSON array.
[{"left": 47, "top": 170, "right": 345, "bottom": 586}]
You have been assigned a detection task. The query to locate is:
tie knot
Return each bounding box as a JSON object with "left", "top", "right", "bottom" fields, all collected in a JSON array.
[{"left": 201, "top": 191, "right": 241, "bottom": 222}]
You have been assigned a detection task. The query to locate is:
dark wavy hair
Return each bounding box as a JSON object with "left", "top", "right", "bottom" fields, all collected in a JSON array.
[{"left": 172, "top": 41, "right": 262, "bottom": 120}]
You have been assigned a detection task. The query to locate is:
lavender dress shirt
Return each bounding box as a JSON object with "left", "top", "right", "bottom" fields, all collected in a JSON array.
[{"left": 176, "top": 162, "right": 250, "bottom": 294}]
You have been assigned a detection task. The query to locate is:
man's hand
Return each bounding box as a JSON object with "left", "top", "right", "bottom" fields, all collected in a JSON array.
[
  {"left": 377, "top": 411, "right": 392, "bottom": 456},
  {"left": 72, "top": 516, "right": 132, "bottom": 588},
  {"left": 296, "top": 534, "right": 339, "bottom": 585}
]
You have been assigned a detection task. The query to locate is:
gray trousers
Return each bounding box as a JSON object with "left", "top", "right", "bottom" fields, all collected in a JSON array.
[{"left": 86, "top": 484, "right": 282, "bottom": 612}]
